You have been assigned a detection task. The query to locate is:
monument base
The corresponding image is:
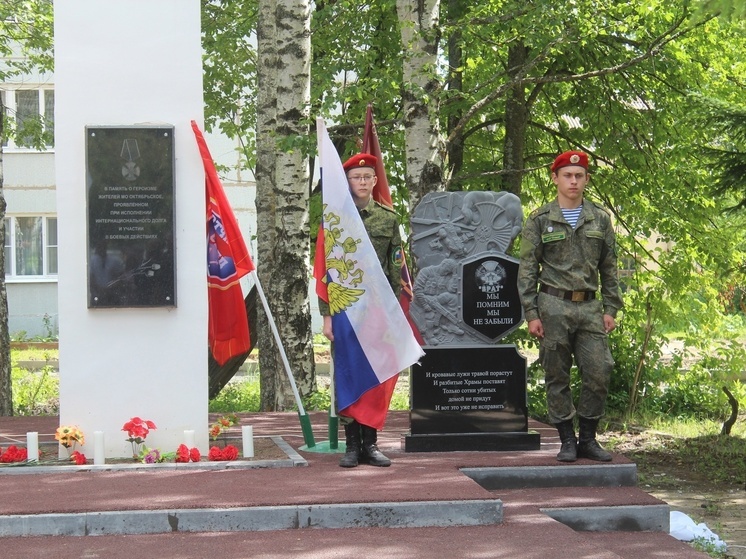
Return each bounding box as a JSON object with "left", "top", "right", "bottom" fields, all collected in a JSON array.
[{"left": 403, "top": 431, "right": 540, "bottom": 453}]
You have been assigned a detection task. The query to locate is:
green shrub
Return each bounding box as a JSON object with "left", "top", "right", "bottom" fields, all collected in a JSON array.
[
  {"left": 526, "top": 360, "right": 548, "bottom": 422},
  {"left": 11, "top": 366, "right": 59, "bottom": 416},
  {"left": 303, "top": 387, "right": 331, "bottom": 411},
  {"left": 389, "top": 389, "right": 409, "bottom": 411},
  {"left": 208, "top": 377, "right": 261, "bottom": 413}
]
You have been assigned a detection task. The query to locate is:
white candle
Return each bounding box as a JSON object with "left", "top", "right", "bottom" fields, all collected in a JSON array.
[
  {"left": 26, "top": 432, "right": 39, "bottom": 463},
  {"left": 242, "top": 425, "right": 254, "bottom": 458},
  {"left": 184, "top": 430, "right": 195, "bottom": 449},
  {"left": 93, "top": 431, "right": 105, "bottom": 465}
]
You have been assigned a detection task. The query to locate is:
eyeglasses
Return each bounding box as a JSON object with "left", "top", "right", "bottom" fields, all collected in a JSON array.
[{"left": 347, "top": 174, "right": 375, "bottom": 183}]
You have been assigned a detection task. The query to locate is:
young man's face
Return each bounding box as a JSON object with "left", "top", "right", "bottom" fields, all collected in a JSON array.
[
  {"left": 346, "top": 167, "right": 377, "bottom": 204},
  {"left": 551, "top": 165, "right": 588, "bottom": 206}
]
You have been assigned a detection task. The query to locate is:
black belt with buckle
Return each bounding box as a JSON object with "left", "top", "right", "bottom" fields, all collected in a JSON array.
[{"left": 540, "top": 284, "right": 595, "bottom": 302}]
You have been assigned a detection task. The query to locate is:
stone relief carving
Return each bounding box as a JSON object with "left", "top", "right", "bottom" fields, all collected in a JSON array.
[{"left": 409, "top": 191, "right": 523, "bottom": 345}]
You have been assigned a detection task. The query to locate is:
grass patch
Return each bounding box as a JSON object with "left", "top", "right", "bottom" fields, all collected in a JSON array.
[
  {"left": 10, "top": 347, "right": 60, "bottom": 416},
  {"left": 601, "top": 415, "right": 746, "bottom": 492}
]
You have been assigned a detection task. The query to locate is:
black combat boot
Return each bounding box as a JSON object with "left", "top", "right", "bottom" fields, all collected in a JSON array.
[
  {"left": 577, "top": 417, "right": 612, "bottom": 462},
  {"left": 554, "top": 419, "right": 577, "bottom": 462},
  {"left": 339, "top": 421, "right": 361, "bottom": 468},
  {"left": 360, "top": 425, "right": 391, "bottom": 467}
]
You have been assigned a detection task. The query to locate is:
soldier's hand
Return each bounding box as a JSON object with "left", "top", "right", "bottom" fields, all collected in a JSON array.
[
  {"left": 528, "top": 319, "right": 544, "bottom": 339},
  {"left": 603, "top": 314, "right": 616, "bottom": 334},
  {"left": 323, "top": 315, "right": 334, "bottom": 341}
]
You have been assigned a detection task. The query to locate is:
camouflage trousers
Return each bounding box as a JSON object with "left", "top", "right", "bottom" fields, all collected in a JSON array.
[{"left": 537, "top": 292, "right": 614, "bottom": 424}]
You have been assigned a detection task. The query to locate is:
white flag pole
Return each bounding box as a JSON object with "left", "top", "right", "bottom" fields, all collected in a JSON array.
[{"left": 250, "top": 269, "right": 315, "bottom": 447}]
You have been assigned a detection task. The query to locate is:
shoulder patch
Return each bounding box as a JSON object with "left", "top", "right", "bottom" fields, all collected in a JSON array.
[
  {"left": 529, "top": 206, "right": 550, "bottom": 220},
  {"left": 374, "top": 200, "right": 397, "bottom": 214},
  {"left": 392, "top": 245, "right": 404, "bottom": 267}
]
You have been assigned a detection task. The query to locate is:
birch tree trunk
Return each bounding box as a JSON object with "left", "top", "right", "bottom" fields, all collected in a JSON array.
[
  {"left": 255, "top": 0, "right": 315, "bottom": 410},
  {"left": 0, "top": 96, "right": 12, "bottom": 416},
  {"left": 396, "top": 0, "right": 444, "bottom": 211}
]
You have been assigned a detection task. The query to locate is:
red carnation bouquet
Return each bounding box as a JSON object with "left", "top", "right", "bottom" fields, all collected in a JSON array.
[
  {"left": 208, "top": 444, "right": 239, "bottom": 461},
  {"left": 0, "top": 445, "right": 28, "bottom": 463},
  {"left": 175, "top": 444, "right": 201, "bottom": 463}
]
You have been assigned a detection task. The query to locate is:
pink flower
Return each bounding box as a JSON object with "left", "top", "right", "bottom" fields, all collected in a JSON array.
[
  {"left": 142, "top": 449, "right": 160, "bottom": 464},
  {"left": 121, "top": 417, "right": 157, "bottom": 442}
]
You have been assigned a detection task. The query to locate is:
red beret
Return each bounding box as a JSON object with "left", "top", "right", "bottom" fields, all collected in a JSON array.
[
  {"left": 343, "top": 153, "right": 378, "bottom": 172},
  {"left": 551, "top": 150, "right": 588, "bottom": 173}
]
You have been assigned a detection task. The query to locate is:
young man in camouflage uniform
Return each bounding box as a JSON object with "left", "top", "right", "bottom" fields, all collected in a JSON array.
[
  {"left": 517, "top": 150, "right": 623, "bottom": 462},
  {"left": 319, "top": 153, "right": 402, "bottom": 468}
]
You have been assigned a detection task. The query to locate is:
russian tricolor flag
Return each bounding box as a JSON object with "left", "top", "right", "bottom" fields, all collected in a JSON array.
[{"left": 315, "top": 119, "right": 424, "bottom": 429}]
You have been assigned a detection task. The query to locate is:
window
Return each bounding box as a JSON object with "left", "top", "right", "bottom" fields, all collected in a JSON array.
[
  {"left": 3, "top": 216, "right": 58, "bottom": 279},
  {"left": 1, "top": 88, "right": 55, "bottom": 149}
]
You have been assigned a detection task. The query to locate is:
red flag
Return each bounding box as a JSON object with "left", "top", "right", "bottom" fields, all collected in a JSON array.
[
  {"left": 362, "top": 106, "right": 393, "bottom": 208},
  {"left": 313, "top": 223, "right": 328, "bottom": 302},
  {"left": 192, "top": 121, "right": 254, "bottom": 365},
  {"left": 362, "top": 106, "right": 423, "bottom": 344}
]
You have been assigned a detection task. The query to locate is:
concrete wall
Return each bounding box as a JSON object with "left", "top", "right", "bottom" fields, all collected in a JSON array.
[{"left": 55, "top": 0, "right": 209, "bottom": 457}]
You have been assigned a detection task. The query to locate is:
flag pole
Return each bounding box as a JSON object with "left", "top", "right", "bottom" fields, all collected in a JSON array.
[
  {"left": 328, "top": 359, "right": 339, "bottom": 449},
  {"left": 249, "top": 270, "right": 316, "bottom": 449}
]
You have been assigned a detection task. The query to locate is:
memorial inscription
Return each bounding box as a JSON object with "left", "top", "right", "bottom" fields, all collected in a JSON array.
[
  {"left": 405, "top": 191, "right": 540, "bottom": 452},
  {"left": 461, "top": 253, "right": 522, "bottom": 341},
  {"left": 86, "top": 126, "right": 176, "bottom": 308},
  {"left": 410, "top": 345, "right": 528, "bottom": 434}
]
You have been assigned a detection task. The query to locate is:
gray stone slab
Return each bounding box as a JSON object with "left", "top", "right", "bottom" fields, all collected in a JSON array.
[
  {"left": 541, "top": 504, "right": 670, "bottom": 532},
  {"left": 308, "top": 500, "right": 503, "bottom": 529},
  {"left": 461, "top": 463, "right": 637, "bottom": 489},
  {"left": 0, "top": 513, "right": 87, "bottom": 537},
  {"left": 0, "top": 499, "right": 503, "bottom": 537}
]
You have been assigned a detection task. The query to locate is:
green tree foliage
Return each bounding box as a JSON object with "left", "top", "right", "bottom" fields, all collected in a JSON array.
[
  {"left": 694, "top": 0, "right": 746, "bottom": 20},
  {"left": 694, "top": 97, "right": 746, "bottom": 209},
  {"left": 200, "top": 0, "right": 746, "bottom": 420},
  {"left": 1, "top": 0, "right": 54, "bottom": 416},
  {"left": 201, "top": 0, "right": 258, "bottom": 172}
]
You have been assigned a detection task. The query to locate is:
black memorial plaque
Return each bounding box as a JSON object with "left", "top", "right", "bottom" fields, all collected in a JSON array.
[
  {"left": 86, "top": 126, "right": 176, "bottom": 308},
  {"left": 461, "top": 253, "right": 523, "bottom": 341},
  {"left": 405, "top": 345, "right": 540, "bottom": 452}
]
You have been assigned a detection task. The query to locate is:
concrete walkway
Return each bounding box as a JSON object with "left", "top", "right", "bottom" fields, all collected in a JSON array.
[{"left": 0, "top": 411, "right": 711, "bottom": 558}]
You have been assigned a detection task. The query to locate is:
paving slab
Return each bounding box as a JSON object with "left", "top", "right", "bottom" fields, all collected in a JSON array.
[{"left": 0, "top": 411, "right": 711, "bottom": 559}]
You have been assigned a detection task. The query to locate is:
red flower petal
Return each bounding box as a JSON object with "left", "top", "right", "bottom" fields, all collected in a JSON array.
[
  {"left": 176, "top": 444, "right": 189, "bottom": 463},
  {"left": 189, "top": 448, "right": 201, "bottom": 462},
  {"left": 222, "top": 445, "right": 239, "bottom": 461}
]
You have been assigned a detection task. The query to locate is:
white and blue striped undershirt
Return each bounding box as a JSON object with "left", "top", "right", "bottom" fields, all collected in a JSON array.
[{"left": 561, "top": 205, "right": 583, "bottom": 229}]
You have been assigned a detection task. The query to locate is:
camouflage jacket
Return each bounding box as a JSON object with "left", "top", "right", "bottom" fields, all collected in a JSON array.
[
  {"left": 318, "top": 200, "right": 402, "bottom": 316},
  {"left": 517, "top": 198, "right": 623, "bottom": 322}
]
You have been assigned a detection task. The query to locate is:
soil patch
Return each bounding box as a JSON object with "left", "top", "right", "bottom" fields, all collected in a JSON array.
[{"left": 601, "top": 428, "right": 746, "bottom": 558}]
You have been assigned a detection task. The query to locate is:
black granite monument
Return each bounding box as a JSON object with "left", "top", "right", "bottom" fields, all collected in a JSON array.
[
  {"left": 86, "top": 126, "right": 176, "bottom": 308},
  {"left": 405, "top": 191, "right": 540, "bottom": 451}
]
